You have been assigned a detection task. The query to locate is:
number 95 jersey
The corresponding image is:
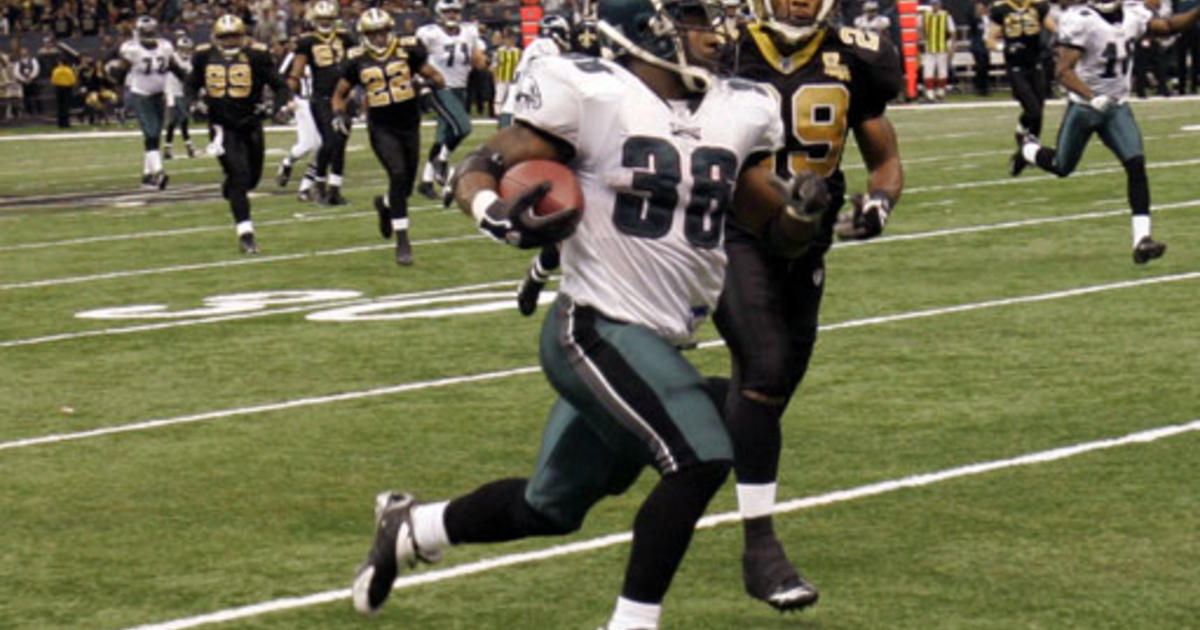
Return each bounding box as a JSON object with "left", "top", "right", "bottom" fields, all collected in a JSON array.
[
  {"left": 512, "top": 55, "right": 783, "bottom": 345},
  {"left": 731, "top": 25, "right": 902, "bottom": 212}
]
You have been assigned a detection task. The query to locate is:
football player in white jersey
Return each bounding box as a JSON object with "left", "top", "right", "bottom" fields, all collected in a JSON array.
[
  {"left": 414, "top": 0, "right": 488, "bottom": 199},
  {"left": 497, "top": 14, "right": 573, "bottom": 128},
  {"left": 1015, "top": 0, "right": 1200, "bottom": 263},
  {"left": 106, "top": 16, "right": 188, "bottom": 189},
  {"left": 350, "top": 1, "right": 836, "bottom": 628},
  {"left": 275, "top": 48, "right": 321, "bottom": 199}
]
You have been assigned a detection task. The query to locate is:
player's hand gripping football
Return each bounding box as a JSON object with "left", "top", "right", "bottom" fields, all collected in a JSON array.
[
  {"left": 834, "top": 191, "right": 893, "bottom": 240},
  {"left": 477, "top": 182, "right": 580, "bottom": 249}
]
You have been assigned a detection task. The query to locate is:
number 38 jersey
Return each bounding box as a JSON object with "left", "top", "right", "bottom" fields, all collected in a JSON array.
[
  {"left": 189, "top": 43, "right": 287, "bottom": 129},
  {"left": 512, "top": 55, "right": 783, "bottom": 345},
  {"left": 1056, "top": 3, "right": 1153, "bottom": 104},
  {"left": 341, "top": 37, "right": 428, "bottom": 128},
  {"left": 731, "top": 24, "right": 902, "bottom": 239}
]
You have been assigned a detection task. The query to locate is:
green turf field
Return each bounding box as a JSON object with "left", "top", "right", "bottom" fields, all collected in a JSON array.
[{"left": 2, "top": 97, "right": 1198, "bottom": 630}]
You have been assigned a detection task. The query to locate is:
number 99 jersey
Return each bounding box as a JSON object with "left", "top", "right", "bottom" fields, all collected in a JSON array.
[
  {"left": 341, "top": 37, "right": 428, "bottom": 128},
  {"left": 730, "top": 24, "right": 902, "bottom": 222},
  {"left": 512, "top": 55, "right": 783, "bottom": 345},
  {"left": 189, "top": 42, "right": 285, "bottom": 128}
]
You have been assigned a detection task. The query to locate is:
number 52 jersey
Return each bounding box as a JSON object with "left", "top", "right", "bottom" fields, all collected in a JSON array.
[{"left": 512, "top": 55, "right": 783, "bottom": 345}]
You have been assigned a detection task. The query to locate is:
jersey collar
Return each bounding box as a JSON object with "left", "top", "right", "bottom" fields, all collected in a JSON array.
[{"left": 747, "top": 23, "right": 828, "bottom": 75}]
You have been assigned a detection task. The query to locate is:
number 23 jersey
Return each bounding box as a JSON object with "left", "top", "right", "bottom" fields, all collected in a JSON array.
[
  {"left": 512, "top": 55, "right": 783, "bottom": 345},
  {"left": 732, "top": 25, "right": 902, "bottom": 215}
]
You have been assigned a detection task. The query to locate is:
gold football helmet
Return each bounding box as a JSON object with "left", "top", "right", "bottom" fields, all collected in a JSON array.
[
  {"left": 212, "top": 14, "right": 247, "bottom": 56},
  {"left": 310, "top": 0, "right": 340, "bottom": 34},
  {"left": 359, "top": 8, "right": 396, "bottom": 56},
  {"left": 747, "top": 0, "right": 838, "bottom": 43}
]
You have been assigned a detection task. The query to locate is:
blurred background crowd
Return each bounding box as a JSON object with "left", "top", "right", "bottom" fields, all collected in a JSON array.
[{"left": 0, "top": 0, "right": 1196, "bottom": 127}]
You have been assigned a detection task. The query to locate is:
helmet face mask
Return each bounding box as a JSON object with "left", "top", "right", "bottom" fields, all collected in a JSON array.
[
  {"left": 598, "top": 0, "right": 723, "bottom": 93},
  {"left": 436, "top": 0, "right": 464, "bottom": 28},
  {"left": 311, "top": 0, "right": 339, "bottom": 34},
  {"left": 748, "top": 0, "right": 838, "bottom": 43},
  {"left": 213, "top": 14, "right": 247, "bottom": 57},
  {"left": 540, "top": 15, "right": 573, "bottom": 50},
  {"left": 359, "top": 8, "right": 396, "bottom": 55},
  {"left": 135, "top": 16, "right": 158, "bottom": 44}
]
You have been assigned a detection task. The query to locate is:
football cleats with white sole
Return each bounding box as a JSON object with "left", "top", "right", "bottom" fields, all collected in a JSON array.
[{"left": 351, "top": 491, "right": 441, "bottom": 615}]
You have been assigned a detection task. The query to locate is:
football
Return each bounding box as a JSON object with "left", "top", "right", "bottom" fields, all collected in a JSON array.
[{"left": 499, "top": 160, "right": 584, "bottom": 217}]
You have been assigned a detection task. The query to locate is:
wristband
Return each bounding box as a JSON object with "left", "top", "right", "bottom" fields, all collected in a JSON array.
[{"left": 471, "top": 189, "right": 500, "bottom": 223}]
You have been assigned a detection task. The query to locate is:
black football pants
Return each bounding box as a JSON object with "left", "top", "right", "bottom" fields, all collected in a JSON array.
[
  {"left": 216, "top": 123, "right": 264, "bottom": 224},
  {"left": 368, "top": 122, "right": 420, "bottom": 222},
  {"left": 1008, "top": 65, "right": 1047, "bottom": 138},
  {"left": 309, "top": 97, "right": 346, "bottom": 179}
]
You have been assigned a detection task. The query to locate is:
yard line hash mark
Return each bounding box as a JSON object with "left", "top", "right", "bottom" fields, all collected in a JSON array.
[
  {"left": 116, "top": 416, "right": 1200, "bottom": 630},
  {"left": 4, "top": 270, "right": 1197, "bottom": 453}
]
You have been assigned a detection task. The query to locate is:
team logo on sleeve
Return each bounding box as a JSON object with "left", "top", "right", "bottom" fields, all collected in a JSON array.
[{"left": 514, "top": 75, "right": 543, "bottom": 112}]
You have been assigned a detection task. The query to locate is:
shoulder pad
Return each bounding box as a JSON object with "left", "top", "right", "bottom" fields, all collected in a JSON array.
[
  {"left": 196, "top": 43, "right": 213, "bottom": 52},
  {"left": 251, "top": 42, "right": 269, "bottom": 52},
  {"left": 348, "top": 46, "right": 365, "bottom": 59},
  {"left": 399, "top": 36, "right": 419, "bottom": 47}
]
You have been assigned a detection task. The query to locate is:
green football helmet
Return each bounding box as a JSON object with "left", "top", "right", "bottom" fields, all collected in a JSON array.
[{"left": 597, "top": 0, "right": 722, "bottom": 92}]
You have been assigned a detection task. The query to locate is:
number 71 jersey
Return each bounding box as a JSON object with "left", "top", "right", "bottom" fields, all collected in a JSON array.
[
  {"left": 731, "top": 25, "right": 902, "bottom": 200},
  {"left": 1056, "top": 3, "right": 1153, "bottom": 104},
  {"left": 513, "top": 55, "right": 782, "bottom": 345}
]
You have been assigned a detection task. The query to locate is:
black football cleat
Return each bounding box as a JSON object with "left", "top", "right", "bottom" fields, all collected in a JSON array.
[
  {"left": 163, "top": 145, "right": 173, "bottom": 160},
  {"left": 1009, "top": 132, "right": 1029, "bottom": 177},
  {"left": 322, "top": 186, "right": 348, "bottom": 206},
  {"left": 140, "top": 174, "right": 155, "bottom": 189},
  {"left": 1132, "top": 236, "right": 1166, "bottom": 264},
  {"left": 153, "top": 172, "right": 169, "bottom": 190},
  {"left": 351, "top": 491, "right": 440, "bottom": 615},
  {"left": 276, "top": 161, "right": 292, "bottom": 187},
  {"left": 395, "top": 231, "right": 413, "bottom": 266},
  {"left": 238, "top": 233, "right": 259, "bottom": 255},
  {"left": 374, "top": 195, "right": 393, "bottom": 238},
  {"left": 297, "top": 186, "right": 319, "bottom": 202},
  {"left": 516, "top": 271, "right": 545, "bottom": 317},
  {"left": 432, "top": 157, "right": 449, "bottom": 186},
  {"left": 186, "top": 143, "right": 196, "bottom": 159},
  {"left": 416, "top": 181, "right": 438, "bottom": 200},
  {"left": 743, "top": 538, "right": 820, "bottom": 613}
]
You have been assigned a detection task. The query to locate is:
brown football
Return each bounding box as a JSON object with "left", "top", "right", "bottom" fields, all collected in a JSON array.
[{"left": 499, "top": 159, "right": 585, "bottom": 217}]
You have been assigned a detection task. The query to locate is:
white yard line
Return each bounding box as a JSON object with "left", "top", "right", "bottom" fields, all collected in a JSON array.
[
  {"left": 906, "top": 157, "right": 1200, "bottom": 194},
  {"left": 115, "top": 415, "right": 1200, "bottom": 630},
  {"left": 3, "top": 198, "right": 1198, "bottom": 348},
  {"left": 4, "top": 269, "right": 1197, "bottom": 453}
]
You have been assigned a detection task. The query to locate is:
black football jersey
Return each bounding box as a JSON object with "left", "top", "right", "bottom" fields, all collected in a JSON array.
[
  {"left": 296, "top": 30, "right": 355, "bottom": 97},
  {"left": 990, "top": 0, "right": 1050, "bottom": 69},
  {"left": 732, "top": 24, "right": 902, "bottom": 215},
  {"left": 189, "top": 43, "right": 287, "bottom": 128},
  {"left": 341, "top": 37, "right": 429, "bottom": 128}
]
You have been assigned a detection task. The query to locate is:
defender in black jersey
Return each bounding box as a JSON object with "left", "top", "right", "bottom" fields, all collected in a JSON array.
[
  {"left": 988, "top": 0, "right": 1052, "bottom": 176},
  {"left": 289, "top": 0, "right": 356, "bottom": 205},
  {"left": 715, "top": 0, "right": 904, "bottom": 612},
  {"left": 188, "top": 14, "right": 288, "bottom": 255},
  {"left": 333, "top": 8, "right": 445, "bottom": 265}
]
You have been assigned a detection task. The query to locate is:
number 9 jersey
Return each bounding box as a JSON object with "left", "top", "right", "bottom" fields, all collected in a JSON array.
[
  {"left": 730, "top": 24, "right": 902, "bottom": 246},
  {"left": 512, "top": 55, "right": 782, "bottom": 345}
]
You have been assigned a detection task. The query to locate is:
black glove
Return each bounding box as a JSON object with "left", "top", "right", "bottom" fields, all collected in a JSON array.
[
  {"left": 834, "top": 191, "right": 893, "bottom": 240},
  {"left": 190, "top": 98, "right": 208, "bottom": 116},
  {"left": 764, "top": 172, "right": 831, "bottom": 258},
  {"left": 253, "top": 101, "right": 272, "bottom": 118},
  {"left": 332, "top": 113, "right": 351, "bottom": 136},
  {"left": 477, "top": 183, "right": 580, "bottom": 249},
  {"left": 781, "top": 171, "right": 831, "bottom": 219}
]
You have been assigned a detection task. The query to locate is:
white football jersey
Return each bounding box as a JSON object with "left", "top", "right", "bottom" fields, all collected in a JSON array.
[
  {"left": 119, "top": 38, "right": 178, "bottom": 95},
  {"left": 853, "top": 14, "right": 892, "bottom": 34},
  {"left": 416, "top": 22, "right": 485, "bottom": 88},
  {"left": 1056, "top": 2, "right": 1153, "bottom": 103},
  {"left": 499, "top": 37, "right": 562, "bottom": 117},
  {"left": 513, "top": 56, "right": 783, "bottom": 344}
]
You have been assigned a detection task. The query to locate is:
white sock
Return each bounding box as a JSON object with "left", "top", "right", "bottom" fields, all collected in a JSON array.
[
  {"left": 392, "top": 217, "right": 409, "bottom": 231},
  {"left": 148, "top": 150, "right": 162, "bottom": 173},
  {"left": 437, "top": 145, "right": 451, "bottom": 162},
  {"left": 1022, "top": 142, "right": 1041, "bottom": 164},
  {"left": 299, "top": 177, "right": 313, "bottom": 191},
  {"left": 421, "top": 161, "right": 436, "bottom": 183},
  {"left": 142, "top": 151, "right": 154, "bottom": 175},
  {"left": 282, "top": 154, "right": 294, "bottom": 167},
  {"left": 530, "top": 256, "right": 552, "bottom": 282},
  {"left": 411, "top": 501, "right": 451, "bottom": 552},
  {"left": 235, "top": 220, "right": 254, "bottom": 236},
  {"left": 1132, "top": 214, "right": 1151, "bottom": 246},
  {"left": 736, "top": 482, "right": 777, "bottom": 520},
  {"left": 328, "top": 173, "right": 343, "bottom": 187},
  {"left": 606, "top": 597, "right": 661, "bottom": 630}
]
